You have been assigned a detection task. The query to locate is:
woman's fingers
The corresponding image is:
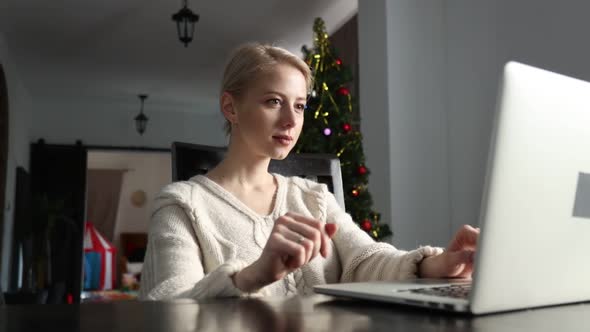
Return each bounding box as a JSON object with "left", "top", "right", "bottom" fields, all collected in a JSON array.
[
  {"left": 421, "top": 225, "right": 479, "bottom": 278},
  {"left": 279, "top": 216, "right": 322, "bottom": 261},
  {"left": 448, "top": 225, "right": 480, "bottom": 252},
  {"left": 267, "top": 212, "right": 337, "bottom": 276},
  {"left": 283, "top": 212, "right": 331, "bottom": 258},
  {"left": 444, "top": 250, "right": 475, "bottom": 278},
  {"left": 445, "top": 225, "right": 479, "bottom": 277},
  {"left": 325, "top": 223, "right": 338, "bottom": 237},
  {"left": 275, "top": 223, "right": 314, "bottom": 263},
  {"left": 267, "top": 232, "right": 307, "bottom": 269}
]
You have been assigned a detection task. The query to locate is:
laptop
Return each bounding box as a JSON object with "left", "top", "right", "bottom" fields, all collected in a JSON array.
[{"left": 314, "top": 62, "right": 590, "bottom": 315}]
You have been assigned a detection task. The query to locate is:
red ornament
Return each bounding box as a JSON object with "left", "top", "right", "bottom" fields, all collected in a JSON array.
[
  {"left": 337, "top": 87, "right": 350, "bottom": 96},
  {"left": 358, "top": 165, "right": 367, "bottom": 175},
  {"left": 335, "top": 58, "right": 342, "bottom": 65},
  {"left": 342, "top": 123, "right": 352, "bottom": 132},
  {"left": 351, "top": 189, "right": 359, "bottom": 197},
  {"left": 361, "top": 219, "right": 372, "bottom": 231}
]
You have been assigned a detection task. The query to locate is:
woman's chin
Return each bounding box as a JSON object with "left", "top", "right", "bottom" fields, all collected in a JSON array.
[
  {"left": 270, "top": 147, "right": 293, "bottom": 160},
  {"left": 271, "top": 152, "right": 290, "bottom": 160}
]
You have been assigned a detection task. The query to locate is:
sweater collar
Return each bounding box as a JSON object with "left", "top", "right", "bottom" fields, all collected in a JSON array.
[{"left": 191, "top": 173, "right": 286, "bottom": 221}]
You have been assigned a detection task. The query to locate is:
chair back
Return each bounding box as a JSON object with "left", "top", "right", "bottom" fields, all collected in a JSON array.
[{"left": 171, "top": 142, "right": 345, "bottom": 209}]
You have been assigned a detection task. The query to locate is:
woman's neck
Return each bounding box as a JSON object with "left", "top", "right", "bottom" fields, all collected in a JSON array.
[{"left": 206, "top": 139, "right": 273, "bottom": 191}]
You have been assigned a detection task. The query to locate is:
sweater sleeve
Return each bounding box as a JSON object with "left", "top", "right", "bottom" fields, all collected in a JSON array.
[
  {"left": 324, "top": 190, "right": 444, "bottom": 282},
  {"left": 138, "top": 205, "right": 267, "bottom": 300}
]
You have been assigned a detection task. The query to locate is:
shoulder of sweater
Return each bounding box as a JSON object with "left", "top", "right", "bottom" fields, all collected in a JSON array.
[
  {"left": 151, "top": 179, "right": 213, "bottom": 214},
  {"left": 158, "top": 180, "right": 194, "bottom": 199},
  {"left": 284, "top": 175, "right": 328, "bottom": 195}
]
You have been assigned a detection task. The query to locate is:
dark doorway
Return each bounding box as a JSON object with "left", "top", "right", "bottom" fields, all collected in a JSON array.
[{"left": 29, "top": 141, "right": 87, "bottom": 303}]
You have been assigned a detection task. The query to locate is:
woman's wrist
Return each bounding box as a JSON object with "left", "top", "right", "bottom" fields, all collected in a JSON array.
[
  {"left": 417, "top": 254, "right": 440, "bottom": 278},
  {"left": 417, "top": 246, "right": 446, "bottom": 278},
  {"left": 417, "top": 256, "right": 428, "bottom": 278},
  {"left": 232, "top": 262, "right": 266, "bottom": 293}
]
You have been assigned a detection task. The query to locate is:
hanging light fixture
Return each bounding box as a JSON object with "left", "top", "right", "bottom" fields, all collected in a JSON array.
[
  {"left": 135, "top": 94, "right": 149, "bottom": 135},
  {"left": 172, "top": 0, "right": 199, "bottom": 47}
]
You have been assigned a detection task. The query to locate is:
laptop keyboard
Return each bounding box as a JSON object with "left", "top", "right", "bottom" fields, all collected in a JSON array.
[{"left": 404, "top": 284, "right": 472, "bottom": 299}]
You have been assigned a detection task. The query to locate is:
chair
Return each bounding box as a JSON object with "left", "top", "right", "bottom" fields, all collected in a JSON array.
[{"left": 171, "top": 142, "right": 345, "bottom": 209}]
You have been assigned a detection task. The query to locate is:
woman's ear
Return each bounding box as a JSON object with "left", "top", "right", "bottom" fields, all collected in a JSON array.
[{"left": 220, "top": 92, "right": 238, "bottom": 125}]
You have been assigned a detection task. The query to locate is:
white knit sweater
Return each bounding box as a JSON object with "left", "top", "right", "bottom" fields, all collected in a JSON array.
[{"left": 138, "top": 174, "right": 443, "bottom": 300}]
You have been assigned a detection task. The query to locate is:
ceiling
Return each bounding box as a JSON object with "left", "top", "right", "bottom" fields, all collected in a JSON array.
[{"left": 0, "top": 0, "right": 357, "bottom": 114}]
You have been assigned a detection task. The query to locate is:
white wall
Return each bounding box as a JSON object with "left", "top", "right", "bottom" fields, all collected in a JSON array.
[
  {"left": 31, "top": 97, "right": 227, "bottom": 148},
  {"left": 87, "top": 151, "right": 171, "bottom": 251},
  {"left": 0, "top": 34, "right": 33, "bottom": 291},
  {"left": 357, "top": 1, "right": 393, "bottom": 243},
  {"left": 359, "top": 0, "right": 590, "bottom": 249},
  {"left": 445, "top": 1, "right": 501, "bottom": 233},
  {"left": 447, "top": 0, "right": 590, "bottom": 233},
  {"left": 359, "top": 1, "right": 450, "bottom": 248}
]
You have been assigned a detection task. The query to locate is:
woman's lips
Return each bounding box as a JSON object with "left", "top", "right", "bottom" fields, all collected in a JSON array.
[{"left": 272, "top": 135, "right": 293, "bottom": 146}]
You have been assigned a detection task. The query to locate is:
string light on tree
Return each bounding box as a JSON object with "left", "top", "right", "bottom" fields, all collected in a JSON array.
[{"left": 295, "top": 17, "right": 392, "bottom": 240}]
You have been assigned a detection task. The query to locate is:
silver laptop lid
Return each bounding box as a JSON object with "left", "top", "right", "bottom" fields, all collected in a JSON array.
[{"left": 471, "top": 62, "right": 590, "bottom": 314}]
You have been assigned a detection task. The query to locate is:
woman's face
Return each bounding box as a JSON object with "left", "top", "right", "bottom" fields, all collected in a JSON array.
[{"left": 228, "top": 63, "right": 307, "bottom": 160}]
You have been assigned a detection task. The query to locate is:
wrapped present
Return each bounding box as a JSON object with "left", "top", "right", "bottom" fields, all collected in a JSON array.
[{"left": 83, "top": 222, "right": 117, "bottom": 290}]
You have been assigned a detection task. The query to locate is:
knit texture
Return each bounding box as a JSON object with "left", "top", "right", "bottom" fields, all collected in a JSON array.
[{"left": 139, "top": 174, "right": 443, "bottom": 300}]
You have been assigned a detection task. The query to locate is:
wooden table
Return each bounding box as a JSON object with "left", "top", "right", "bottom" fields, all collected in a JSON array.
[{"left": 1, "top": 294, "right": 589, "bottom": 331}]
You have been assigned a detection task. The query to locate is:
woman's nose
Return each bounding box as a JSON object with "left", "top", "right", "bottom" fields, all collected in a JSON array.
[{"left": 280, "top": 106, "right": 296, "bottom": 128}]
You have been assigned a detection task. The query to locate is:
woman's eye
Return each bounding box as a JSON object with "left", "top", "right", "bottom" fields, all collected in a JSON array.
[
  {"left": 267, "top": 98, "right": 281, "bottom": 106},
  {"left": 296, "top": 104, "right": 307, "bottom": 111}
]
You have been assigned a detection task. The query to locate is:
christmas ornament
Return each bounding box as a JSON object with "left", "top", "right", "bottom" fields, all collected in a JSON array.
[
  {"left": 351, "top": 188, "right": 359, "bottom": 197},
  {"left": 361, "top": 219, "right": 372, "bottom": 231},
  {"left": 335, "top": 58, "right": 342, "bottom": 65},
  {"left": 323, "top": 128, "right": 332, "bottom": 136},
  {"left": 358, "top": 165, "right": 367, "bottom": 175},
  {"left": 342, "top": 123, "right": 351, "bottom": 132},
  {"left": 337, "top": 87, "right": 350, "bottom": 96}
]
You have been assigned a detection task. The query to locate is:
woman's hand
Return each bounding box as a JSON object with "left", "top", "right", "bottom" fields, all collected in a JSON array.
[
  {"left": 233, "top": 212, "right": 338, "bottom": 292},
  {"left": 418, "top": 225, "right": 479, "bottom": 279}
]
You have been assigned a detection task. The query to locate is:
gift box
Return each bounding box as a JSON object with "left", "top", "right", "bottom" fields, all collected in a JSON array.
[{"left": 83, "top": 222, "right": 117, "bottom": 290}]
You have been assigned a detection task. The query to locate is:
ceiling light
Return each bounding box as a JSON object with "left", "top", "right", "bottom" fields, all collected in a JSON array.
[
  {"left": 135, "top": 94, "right": 148, "bottom": 135},
  {"left": 172, "top": 0, "right": 199, "bottom": 47}
]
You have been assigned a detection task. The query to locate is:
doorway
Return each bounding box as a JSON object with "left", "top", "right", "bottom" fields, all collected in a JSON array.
[{"left": 83, "top": 148, "right": 171, "bottom": 297}]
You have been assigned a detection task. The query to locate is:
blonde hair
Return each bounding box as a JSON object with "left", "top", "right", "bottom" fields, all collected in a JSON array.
[{"left": 220, "top": 42, "right": 312, "bottom": 135}]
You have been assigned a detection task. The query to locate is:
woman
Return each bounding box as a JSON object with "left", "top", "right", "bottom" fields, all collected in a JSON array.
[{"left": 139, "top": 43, "right": 479, "bottom": 300}]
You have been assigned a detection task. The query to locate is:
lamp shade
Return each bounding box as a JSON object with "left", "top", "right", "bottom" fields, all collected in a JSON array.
[
  {"left": 135, "top": 94, "right": 148, "bottom": 135},
  {"left": 134, "top": 113, "right": 148, "bottom": 135},
  {"left": 172, "top": 2, "right": 199, "bottom": 47}
]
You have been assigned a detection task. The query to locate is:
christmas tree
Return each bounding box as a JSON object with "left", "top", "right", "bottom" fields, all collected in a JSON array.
[{"left": 296, "top": 18, "right": 392, "bottom": 240}]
